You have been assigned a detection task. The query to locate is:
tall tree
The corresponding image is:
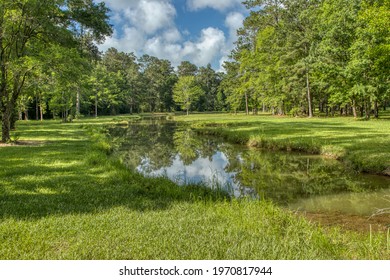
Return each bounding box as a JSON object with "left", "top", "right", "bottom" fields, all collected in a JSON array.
[
  {"left": 139, "top": 55, "right": 177, "bottom": 112},
  {"left": 0, "top": 0, "right": 112, "bottom": 142},
  {"left": 347, "top": 0, "right": 390, "bottom": 118},
  {"left": 316, "top": 0, "right": 361, "bottom": 117},
  {"left": 197, "top": 64, "right": 221, "bottom": 111},
  {"left": 177, "top": 61, "right": 198, "bottom": 77},
  {"left": 173, "top": 76, "right": 204, "bottom": 115}
]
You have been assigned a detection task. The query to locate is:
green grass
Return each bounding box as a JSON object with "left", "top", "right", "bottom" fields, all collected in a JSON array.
[
  {"left": 0, "top": 116, "right": 389, "bottom": 259},
  {"left": 174, "top": 113, "right": 390, "bottom": 175}
]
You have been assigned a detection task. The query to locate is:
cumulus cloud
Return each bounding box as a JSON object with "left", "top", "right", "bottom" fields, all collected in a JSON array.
[
  {"left": 225, "top": 12, "right": 245, "bottom": 42},
  {"left": 98, "top": 27, "right": 146, "bottom": 54},
  {"left": 187, "top": 0, "right": 243, "bottom": 11},
  {"left": 189, "top": 27, "right": 226, "bottom": 66},
  {"left": 143, "top": 27, "right": 225, "bottom": 67},
  {"left": 216, "top": 12, "right": 244, "bottom": 72},
  {"left": 123, "top": 1, "right": 176, "bottom": 34},
  {"left": 97, "top": 0, "right": 246, "bottom": 69}
]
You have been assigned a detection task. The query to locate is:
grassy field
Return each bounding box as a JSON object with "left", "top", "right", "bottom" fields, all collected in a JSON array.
[
  {"left": 175, "top": 113, "right": 390, "bottom": 176},
  {"left": 0, "top": 116, "right": 389, "bottom": 259}
]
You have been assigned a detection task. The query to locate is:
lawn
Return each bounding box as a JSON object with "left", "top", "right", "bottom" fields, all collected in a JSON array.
[
  {"left": 174, "top": 113, "right": 390, "bottom": 175},
  {"left": 0, "top": 116, "right": 389, "bottom": 259}
]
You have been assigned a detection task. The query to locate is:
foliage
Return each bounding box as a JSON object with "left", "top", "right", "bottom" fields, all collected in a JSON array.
[
  {"left": 173, "top": 76, "right": 204, "bottom": 115},
  {"left": 225, "top": 0, "right": 389, "bottom": 118},
  {"left": 0, "top": 0, "right": 112, "bottom": 142}
]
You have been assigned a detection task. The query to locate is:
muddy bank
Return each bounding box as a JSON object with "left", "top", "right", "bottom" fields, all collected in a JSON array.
[{"left": 298, "top": 211, "right": 390, "bottom": 233}]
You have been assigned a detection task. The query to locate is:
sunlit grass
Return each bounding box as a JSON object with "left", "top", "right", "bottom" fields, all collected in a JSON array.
[
  {"left": 1, "top": 116, "right": 389, "bottom": 259},
  {"left": 175, "top": 113, "right": 390, "bottom": 175}
]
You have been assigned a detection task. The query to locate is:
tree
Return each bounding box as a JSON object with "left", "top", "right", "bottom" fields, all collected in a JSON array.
[
  {"left": 316, "top": 0, "right": 361, "bottom": 117},
  {"left": 0, "top": 0, "right": 112, "bottom": 142},
  {"left": 197, "top": 64, "right": 221, "bottom": 111},
  {"left": 219, "top": 61, "right": 243, "bottom": 113},
  {"left": 347, "top": 0, "right": 390, "bottom": 118},
  {"left": 139, "top": 55, "right": 177, "bottom": 112},
  {"left": 177, "top": 61, "right": 198, "bottom": 77},
  {"left": 101, "top": 48, "right": 142, "bottom": 115},
  {"left": 173, "top": 76, "right": 204, "bottom": 115}
]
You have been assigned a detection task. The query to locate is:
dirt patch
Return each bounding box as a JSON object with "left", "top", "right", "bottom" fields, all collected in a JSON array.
[
  {"left": 297, "top": 211, "right": 390, "bottom": 233},
  {"left": 0, "top": 140, "right": 46, "bottom": 147}
]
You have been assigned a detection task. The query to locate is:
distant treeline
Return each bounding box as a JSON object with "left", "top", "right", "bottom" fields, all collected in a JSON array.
[{"left": 2, "top": 1, "right": 389, "bottom": 140}]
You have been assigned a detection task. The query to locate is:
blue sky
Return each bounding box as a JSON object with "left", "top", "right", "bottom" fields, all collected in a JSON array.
[{"left": 97, "top": 0, "right": 247, "bottom": 70}]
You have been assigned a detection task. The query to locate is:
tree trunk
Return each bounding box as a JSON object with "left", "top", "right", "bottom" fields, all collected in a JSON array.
[
  {"left": 352, "top": 99, "right": 357, "bottom": 118},
  {"left": 40, "top": 103, "right": 43, "bottom": 121},
  {"left": 10, "top": 107, "right": 17, "bottom": 130},
  {"left": 2, "top": 72, "right": 26, "bottom": 141},
  {"left": 36, "top": 96, "right": 39, "bottom": 120},
  {"left": 76, "top": 87, "right": 80, "bottom": 118},
  {"left": 1, "top": 112, "right": 11, "bottom": 143},
  {"left": 306, "top": 70, "right": 313, "bottom": 118},
  {"left": 1, "top": 107, "right": 11, "bottom": 143},
  {"left": 95, "top": 93, "right": 98, "bottom": 118},
  {"left": 245, "top": 92, "right": 249, "bottom": 115},
  {"left": 365, "top": 100, "right": 370, "bottom": 120},
  {"left": 374, "top": 100, "right": 379, "bottom": 118}
]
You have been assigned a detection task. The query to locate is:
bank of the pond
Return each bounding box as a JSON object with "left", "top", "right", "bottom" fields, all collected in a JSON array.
[
  {"left": 0, "top": 117, "right": 389, "bottom": 259},
  {"left": 174, "top": 114, "right": 390, "bottom": 176}
]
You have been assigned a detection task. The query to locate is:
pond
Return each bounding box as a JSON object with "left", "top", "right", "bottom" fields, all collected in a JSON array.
[{"left": 109, "top": 119, "right": 390, "bottom": 217}]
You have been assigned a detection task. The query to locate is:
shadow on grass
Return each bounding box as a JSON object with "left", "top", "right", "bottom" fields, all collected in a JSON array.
[
  {"left": 1, "top": 121, "right": 229, "bottom": 221},
  {"left": 0, "top": 150, "right": 229, "bottom": 221}
]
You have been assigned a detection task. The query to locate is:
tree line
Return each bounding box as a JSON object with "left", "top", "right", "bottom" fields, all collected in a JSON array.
[
  {"left": 0, "top": 0, "right": 112, "bottom": 142},
  {"left": 222, "top": 0, "right": 389, "bottom": 118},
  {"left": 1, "top": 0, "right": 389, "bottom": 143}
]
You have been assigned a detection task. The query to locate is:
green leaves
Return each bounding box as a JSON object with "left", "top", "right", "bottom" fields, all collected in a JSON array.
[
  {"left": 173, "top": 76, "right": 204, "bottom": 115},
  {"left": 225, "top": 0, "right": 389, "bottom": 118},
  {"left": 0, "top": 0, "right": 112, "bottom": 141}
]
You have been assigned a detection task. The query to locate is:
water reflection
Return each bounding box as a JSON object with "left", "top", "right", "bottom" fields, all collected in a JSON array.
[
  {"left": 109, "top": 120, "right": 390, "bottom": 215},
  {"left": 289, "top": 189, "right": 390, "bottom": 216}
]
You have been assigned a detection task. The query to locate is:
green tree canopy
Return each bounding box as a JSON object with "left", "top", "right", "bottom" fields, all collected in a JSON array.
[{"left": 173, "top": 76, "right": 204, "bottom": 115}]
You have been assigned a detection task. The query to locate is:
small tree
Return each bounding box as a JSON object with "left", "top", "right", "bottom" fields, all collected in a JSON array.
[{"left": 173, "top": 76, "right": 204, "bottom": 115}]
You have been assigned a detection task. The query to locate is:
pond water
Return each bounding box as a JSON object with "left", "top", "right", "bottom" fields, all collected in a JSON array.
[{"left": 110, "top": 119, "right": 390, "bottom": 216}]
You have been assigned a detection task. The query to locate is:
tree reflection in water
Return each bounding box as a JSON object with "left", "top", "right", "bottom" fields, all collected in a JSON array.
[{"left": 109, "top": 120, "right": 390, "bottom": 214}]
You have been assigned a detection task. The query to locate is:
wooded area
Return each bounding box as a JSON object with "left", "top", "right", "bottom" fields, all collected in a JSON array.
[{"left": 1, "top": 0, "right": 389, "bottom": 143}]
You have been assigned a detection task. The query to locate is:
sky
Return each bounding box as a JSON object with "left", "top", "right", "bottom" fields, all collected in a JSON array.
[{"left": 97, "top": 0, "right": 247, "bottom": 71}]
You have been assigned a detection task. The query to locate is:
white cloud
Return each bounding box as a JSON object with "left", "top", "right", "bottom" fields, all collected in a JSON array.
[
  {"left": 98, "top": 27, "right": 146, "bottom": 54},
  {"left": 144, "top": 37, "right": 183, "bottom": 64},
  {"left": 143, "top": 27, "right": 225, "bottom": 67},
  {"left": 162, "top": 28, "right": 182, "bottom": 42},
  {"left": 97, "top": 0, "right": 246, "bottom": 69},
  {"left": 225, "top": 12, "right": 245, "bottom": 42},
  {"left": 97, "top": 0, "right": 176, "bottom": 34},
  {"left": 187, "top": 0, "right": 243, "bottom": 11},
  {"left": 123, "top": 1, "right": 176, "bottom": 34},
  {"left": 216, "top": 12, "right": 244, "bottom": 72},
  {"left": 190, "top": 27, "right": 226, "bottom": 66}
]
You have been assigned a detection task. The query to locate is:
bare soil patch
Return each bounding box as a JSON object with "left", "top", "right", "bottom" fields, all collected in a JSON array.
[{"left": 298, "top": 211, "right": 390, "bottom": 233}]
